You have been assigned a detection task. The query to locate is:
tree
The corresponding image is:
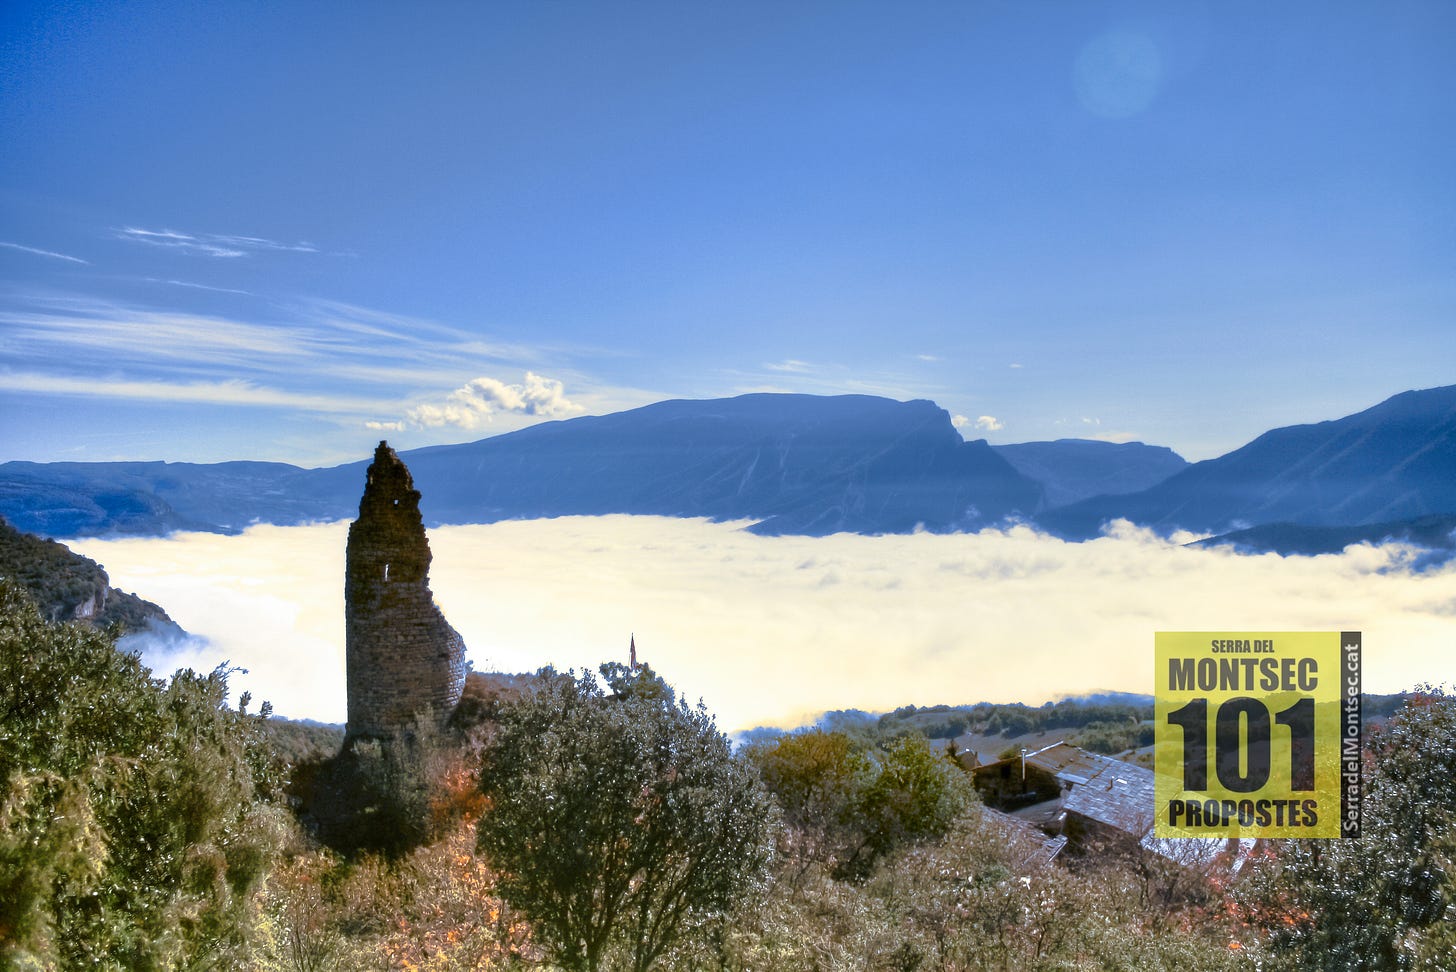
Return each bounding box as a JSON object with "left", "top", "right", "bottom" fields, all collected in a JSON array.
[
  {"left": 748, "top": 729, "right": 975, "bottom": 881},
  {"left": 749, "top": 729, "right": 876, "bottom": 876},
  {"left": 862, "top": 733, "right": 976, "bottom": 856},
  {"left": 0, "top": 579, "right": 286, "bottom": 970},
  {"left": 1243, "top": 686, "right": 1456, "bottom": 969},
  {"left": 475, "top": 663, "right": 776, "bottom": 972}
]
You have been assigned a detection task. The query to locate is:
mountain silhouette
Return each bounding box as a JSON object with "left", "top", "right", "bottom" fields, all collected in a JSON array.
[
  {"left": 1038, "top": 385, "right": 1456, "bottom": 540},
  {"left": 991, "top": 439, "right": 1186, "bottom": 509},
  {"left": 4, "top": 386, "right": 1452, "bottom": 550},
  {"left": 308, "top": 394, "right": 1042, "bottom": 536},
  {"left": 0, "top": 394, "right": 1041, "bottom": 538}
]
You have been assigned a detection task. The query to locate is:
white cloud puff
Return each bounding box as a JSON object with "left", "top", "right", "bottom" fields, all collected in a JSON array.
[
  {"left": 951, "top": 415, "right": 1002, "bottom": 433},
  {"left": 69, "top": 518, "right": 1456, "bottom": 732},
  {"left": 405, "top": 372, "right": 583, "bottom": 429}
]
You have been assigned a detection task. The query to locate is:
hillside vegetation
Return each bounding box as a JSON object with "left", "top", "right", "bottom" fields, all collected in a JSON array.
[
  {"left": 2, "top": 584, "right": 1452, "bottom": 970},
  {"left": 0, "top": 516, "right": 181, "bottom": 636},
  {"left": 743, "top": 697, "right": 1158, "bottom": 758}
]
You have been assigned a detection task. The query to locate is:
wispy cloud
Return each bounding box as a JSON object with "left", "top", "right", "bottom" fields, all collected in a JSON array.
[
  {"left": 0, "top": 241, "right": 88, "bottom": 264},
  {"left": 403, "top": 372, "right": 583, "bottom": 429},
  {"left": 2, "top": 295, "right": 523, "bottom": 383},
  {"left": 0, "top": 372, "right": 391, "bottom": 412},
  {"left": 4, "top": 303, "right": 313, "bottom": 367},
  {"left": 765, "top": 359, "right": 814, "bottom": 374},
  {"left": 210, "top": 233, "right": 317, "bottom": 253},
  {"left": 118, "top": 227, "right": 245, "bottom": 257},
  {"left": 300, "top": 299, "right": 480, "bottom": 343},
  {"left": 117, "top": 226, "right": 317, "bottom": 258},
  {"left": 916, "top": 353, "right": 940, "bottom": 362},
  {"left": 147, "top": 278, "right": 254, "bottom": 297},
  {"left": 1, "top": 291, "right": 667, "bottom": 456}
]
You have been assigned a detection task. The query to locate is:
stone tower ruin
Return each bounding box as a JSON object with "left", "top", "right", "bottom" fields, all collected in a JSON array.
[{"left": 345, "top": 441, "right": 466, "bottom": 740}]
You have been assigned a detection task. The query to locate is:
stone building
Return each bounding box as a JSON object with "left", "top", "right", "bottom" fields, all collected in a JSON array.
[{"left": 344, "top": 441, "right": 466, "bottom": 740}]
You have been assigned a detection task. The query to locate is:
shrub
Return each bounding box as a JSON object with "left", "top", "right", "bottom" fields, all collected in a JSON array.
[
  {"left": 476, "top": 663, "right": 777, "bottom": 972},
  {"left": 0, "top": 580, "right": 287, "bottom": 970}
]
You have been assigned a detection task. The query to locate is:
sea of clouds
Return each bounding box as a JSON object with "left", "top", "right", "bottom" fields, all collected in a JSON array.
[{"left": 68, "top": 517, "right": 1456, "bottom": 732}]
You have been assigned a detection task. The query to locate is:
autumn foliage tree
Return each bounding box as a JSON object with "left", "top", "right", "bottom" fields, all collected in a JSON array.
[
  {"left": 475, "top": 663, "right": 776, "bottom": 972},
  {"left": 748, "top": 728, "right": 974, "bottom": 880},
  {"left": 1242, "top": 685, "right": 1456, "bottom": 970}
]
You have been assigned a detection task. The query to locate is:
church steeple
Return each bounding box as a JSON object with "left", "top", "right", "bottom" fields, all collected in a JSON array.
[{"left": 629, "top": 633, "right": 639, "bottom": 671}]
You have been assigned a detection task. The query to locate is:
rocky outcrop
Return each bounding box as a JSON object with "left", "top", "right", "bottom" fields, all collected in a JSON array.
[
  {"left": 344, "top": 442, "right": 466, "bottom": 740},
  {"left": 71, "top": 585, "right": 105, "bottom": 620},
  {"left": 0, "top": 515, "right": 183, "bottom": 637}
]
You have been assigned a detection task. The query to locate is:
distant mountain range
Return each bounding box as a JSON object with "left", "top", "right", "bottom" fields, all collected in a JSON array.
[
  {"left": 1039, "top": 384, "right": 1456, "bottom": 546},
  {"left": 1193, "top": 514, "right": 1456, "bottom": 561},
  {"left": 308, "top": 394, "right": 1046, "bottom": 536},
  {"left": 2, "top": 385, "right": 1454, "bottom": 559},
  {"left": 991, "top": 439, "right": 1187, "bottom": 508}
]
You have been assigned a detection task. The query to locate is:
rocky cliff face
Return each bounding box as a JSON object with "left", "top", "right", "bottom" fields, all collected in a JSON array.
[
  {"left": 344, "top": 442, "right": 466, "bottom": 740},
  {"left": 70, "top": 584, "right": 105, "bottom": 620}
]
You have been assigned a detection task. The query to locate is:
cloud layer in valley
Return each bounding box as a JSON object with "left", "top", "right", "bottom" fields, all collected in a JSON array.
[{"left": 69, "top": 518, "right": 1456, "bottom": 732}]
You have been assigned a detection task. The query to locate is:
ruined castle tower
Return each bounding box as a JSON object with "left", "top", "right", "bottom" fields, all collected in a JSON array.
[{"left": 345, "top": 441, "right": 466, "bottom": 740}]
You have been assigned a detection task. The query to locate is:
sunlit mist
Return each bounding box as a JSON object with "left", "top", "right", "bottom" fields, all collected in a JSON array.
[{"left": 69, "top": 517, "right": 1456, "bottom": 732}]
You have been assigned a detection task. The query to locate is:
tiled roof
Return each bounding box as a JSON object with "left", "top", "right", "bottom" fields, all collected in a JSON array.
[
  {"left": 979, "top": 806, "right": 1068, "bottom": 864},
  {"left": 1056, "top": 749, "right": 1157, "bottom": 836}
]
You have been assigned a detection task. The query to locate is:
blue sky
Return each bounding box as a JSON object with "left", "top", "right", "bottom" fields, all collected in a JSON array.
[{"left": 3, "top": 1, "right": 1453, "bottom": 466}]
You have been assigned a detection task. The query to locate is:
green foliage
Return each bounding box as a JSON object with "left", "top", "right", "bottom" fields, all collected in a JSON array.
[
  {"left": 0, "top": 579, "right": 287, "bottom": 970},
  {"left": 476, "top": 664, "right": 776, "bottom": 972},
  {"left": 862, "top": 734, "right": 975, "bottom": 854},
  {"left": 309, "top": 710, "right": 460, "bottom": 858},
  {"left": 0, "top": 517, "right": 175, "bottom": 634},
  {"left": 750, "top": 729, "right": 876, "bottom": 876},
  {"left": 1243, "top": 686, "right": 1456, "bottom": 970},
  {"left": 0, "top": 517, "right": 109, "bottom": 624},
  {"left": 600, "top": 660, "right": 675, "bottom": 702},
  {"left": 747, "top": 729, "right": 975, "bottom": 882},
  {"left": 1074, "top": 719, "right": 1155, "bottom": 754},
  {"left": 739, "top": 699, "right": 1160, "bottom": 752},
  {"left": 265, "top": 717, "right": 346, "bottom": 767}
]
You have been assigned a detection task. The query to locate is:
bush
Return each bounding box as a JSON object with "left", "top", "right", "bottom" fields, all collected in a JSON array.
[
  {"left": 1241, "top": 686, "right": 1456, "bottom": 969},
  {"left": 476, "top": 663, "right": 777, "bottom": 972},
  {"left": 749, "top": 729, "right": 975, "bottom": 881},
  {"left": 0, "top": 580, "right": 287, "bottom": 970}
]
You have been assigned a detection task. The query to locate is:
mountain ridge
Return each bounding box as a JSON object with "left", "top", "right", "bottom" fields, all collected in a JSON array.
[
  {"left": 0, "top": 516, "right": 185, "bottom": 638},
  {"left": 1037, "top": 383, "right": 1456, "bottom": 540},
  {"left": 1, "top": 385, "right": 1453, "bottom": 556}
]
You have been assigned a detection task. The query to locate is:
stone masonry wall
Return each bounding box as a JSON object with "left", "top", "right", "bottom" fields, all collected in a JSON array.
[{"left": 345, "top": 441, "right": 466, "bottom": 739}]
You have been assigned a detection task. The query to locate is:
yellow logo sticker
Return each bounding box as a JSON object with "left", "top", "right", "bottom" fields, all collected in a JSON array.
[{"left": 1154, "top": 632, "right": 1361, "bottom": 839}]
